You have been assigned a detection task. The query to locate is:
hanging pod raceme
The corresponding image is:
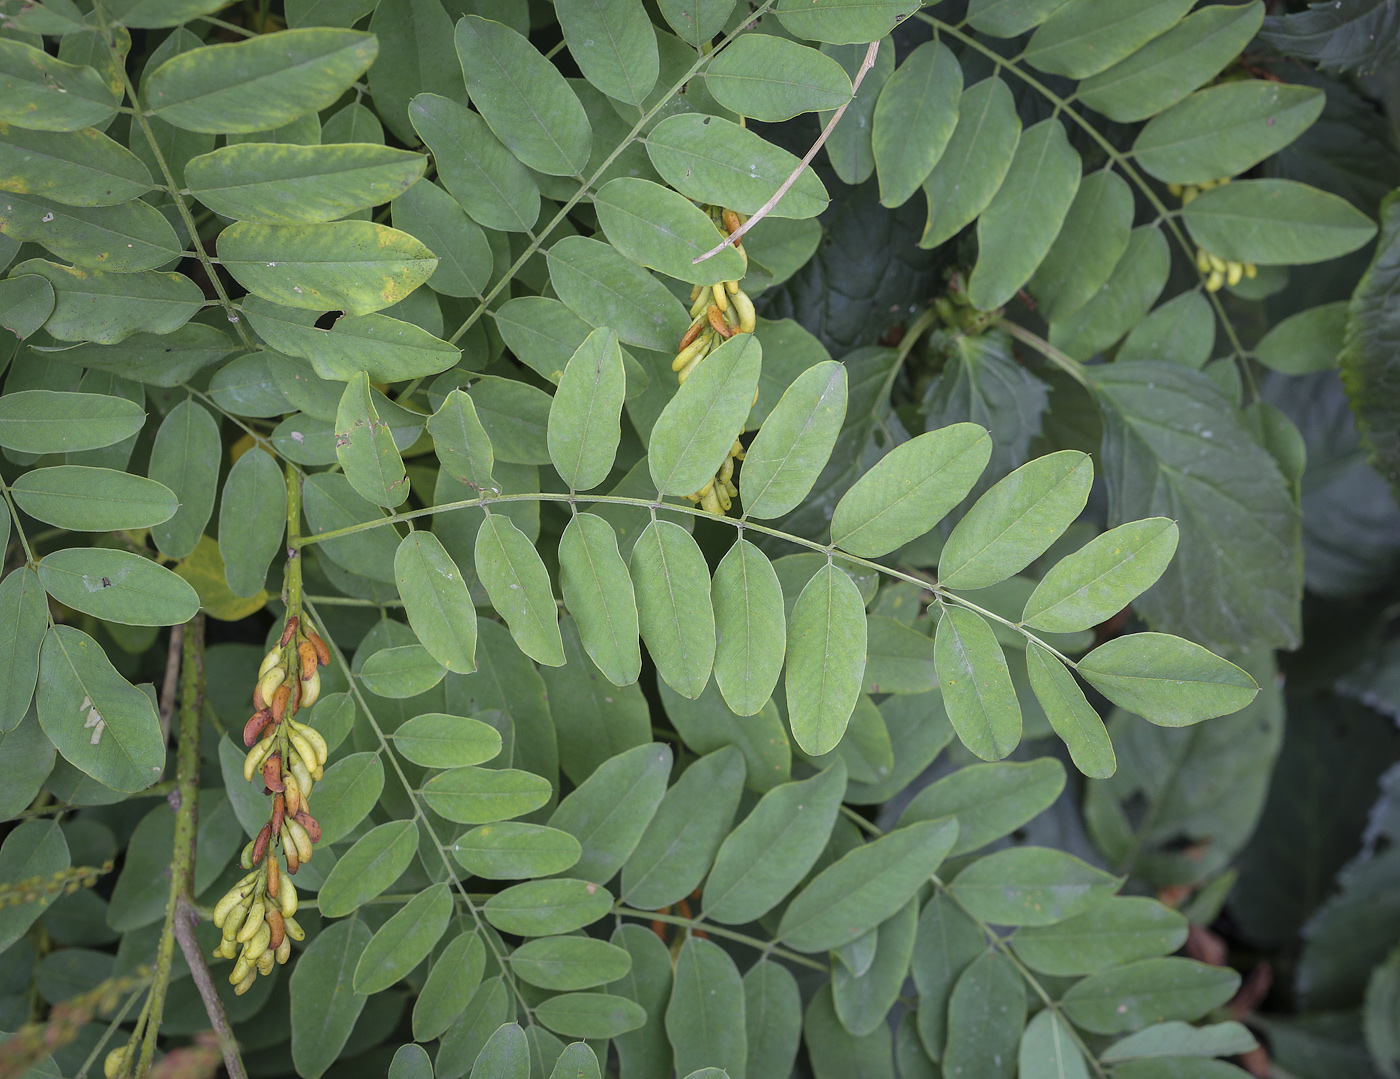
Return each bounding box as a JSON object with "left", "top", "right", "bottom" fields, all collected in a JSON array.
[{"left": 676, "top": 208, "right": 758, "bottom": 516}]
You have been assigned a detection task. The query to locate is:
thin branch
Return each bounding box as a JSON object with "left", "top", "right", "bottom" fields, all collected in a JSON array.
[
  {"left": 1001, "top": 320, "right": 1091, "bottom": 389},
  {"left": 694, "top": 39, "right": 882, "bottom": 265},
  {"left": 157, "top": 624, "right": 183, "bottom": 744},
  {"left": 172, "top": 900, "right": 245, "bottom": 1079}
]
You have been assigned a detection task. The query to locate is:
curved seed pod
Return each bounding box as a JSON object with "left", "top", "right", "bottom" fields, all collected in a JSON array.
[
  {"left": 279, "top": 879, "right": 298, "bottom": 918},
  {"left": 265, "top": 907, "right": 285, "bottom": 949},
  {"left": 283, "top": 915, "right": 304, "bottom": 941},
  {"left": 276, "top": 936, "right": 292, "bottom": 965},
  {"left": 256, "top": 950, "right": 275, "bottom": 976},
  {"left": 707, "top": 305, "right": 733, "bottom": 338},
  {"left": 291, "top": 721, "right": 328, "bottom": 766},
  {"left": 281, "top": 824, "right": 300, "bottom": 873},
  {"left": 252, "top": 682, "right": 265, "bottom": 711},
  {"left": 236, "top": 900, "right": 266, "bottom": 943},
  {"left": 103, "top": 1047, "right": 129, "bottom": 1079},
  {"left": 271, "top": 793, "right": 285, "bottom": 837},
  {"left": 234, "top": 970, "right": 257, "bottom": 996},
  {"left": 259, "top": 648, "right": 283, "bottom": 677},
  {"left": 229, "top": 955, "right": 252, "bottom": 985},
  {"left": 220, "top": 900, "right": 250, "bottom": 941},
  {"left": 244, "top": 920, "right": 272, "bottom": 961},
  {"left": 283, "top": 772, "right": 302, "bottom": 817},
  {"left": 732, "top": 290, "right": 756, "bottom": 334},
  {"left": 239, "top": 841, "right": 255, "bottom": 870},
  {"left": 711, "top": 283, "right": 729, "bottom": 312},
  {"left": 266, "top": 853, "right": 280, "bottom": 899},
  {"left": 287, "top": 729, "right": 316, "bottom": 773},
  {"left": 243, "top": 708, "right": 273, "bottom": 747},
  {"left": 280, "top": 616, "right": 299, "bottom": 646},
  {"left": 298, "top": 641, "right": 318, "bottom": 679},
  {"left": 270, "top": 683, "right": 291, "bottom": 722},
  {"left": 214, "top": 886, "right": 247, "bottom": 927},
  {"left": 251, "top": 823, "right": 272, "bottom": 864},
  {"left": 307, "top": 631, "right": 331, "bottom": 666},
  {"left": 258, "top": 666, "right": 287, "bottom": 705},
  {"left": 262, "top": 753, "right": 285, "bottom": 793},
  {"left": 300, "top": 670, "right": 321, "bottom": 709},
  {"left": 242, "top": 735, "right": 277, "bottom": 782},
  {"left": 285, "top": 817, "right": 314, "bottom": 863},
  {"left": 293, "top": 810, "right": 321, "bottom": 844}
]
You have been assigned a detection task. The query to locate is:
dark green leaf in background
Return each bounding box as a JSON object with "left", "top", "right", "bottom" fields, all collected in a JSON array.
[{"left": 218, "top": 446, "right": 285, "bottom": 598}]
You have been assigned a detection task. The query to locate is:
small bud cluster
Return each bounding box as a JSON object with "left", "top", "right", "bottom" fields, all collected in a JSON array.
[
  {"left": 678, "top": 208, "right": 758, "bottom": 516},
  {"left": 207, "top": 614, "right": 330, "bottom": 995},
  {"left": 0, "top": 861, "right": 113, "bottom": 907}
]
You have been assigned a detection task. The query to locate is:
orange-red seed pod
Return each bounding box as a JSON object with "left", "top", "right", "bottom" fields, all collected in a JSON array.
[
  {"left": 294, "top": 811, "right": 322, "bottom": 844},
  {"left": 251, "top": 823, "right": 271, "bottom": 865},
  {"left": 243, "top": 708, "right": 272, "bottom": 747},
  {"left": 263, "top": 753, "right": 285, "bottom": 793},
  {"left": 271, "top": 684, "right": 291, "bottom": 722},
  {"left": 280, "top": 616, "right": 299, "bottom": 647},
  {"left": 308, "top": 631, "right": 330, "bottom": 666}
]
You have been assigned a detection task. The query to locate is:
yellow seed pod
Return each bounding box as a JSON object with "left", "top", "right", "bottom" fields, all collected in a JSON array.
[
  {"left": 284, "top": 915, "right": 305, "bottom": 941},
  {"left": 718, "top": 455, "right": 734, "bottom": 485},
  {"left": 257, "top": 666, "right": 286, "bottom": 706},
  {"left": 1196, "top": 247, "right": 1212, "bottom": 274},
  {"left": 300, "top": 669, "right": 321, "bottom": 708},
  {"left": 1167, "top": 182, "right": 1182, "bottom": 197},
  {"left": 689, "top": 290, "right": 711, "bottom": 318},
  {"left": 726, "top": 279, "right": 739, "bottom": 295},
  {"left": 1206, "top": 269, "right": 1225, "bottom": 292},
  {"left": 711, "top": 282, "right": 729, "bottom": 312},
  {"left": 230, "top": 955, "right": 252, "bottom": 985},
  {"left": 234, "top": 970, "right": 257, "bottom": 996},
  {"left": 244, "top": 921, "right": 272, "bottom": 962},
  {"left": 236, "top": 900, "right": 266, "bottom": 943},
  {"left": 280, "top": 878, "right": 298, "bottom": 918},
  {"left": 1244, "top": 262, "right": 1257, "bottom": 279},
  {"left": 104, "top": 1046, "right": 130, "bottom": 1079},
  {"left": 1226, "top": 261, "right": 1243, "bottom": 287},
  {"left": 276, "top": 936, "right": 292, "bottom": 965},
  {"left": 671, "top": 334, "right": 710, "bottom": 373},
  {"left": 258, "top": 648, "right": 282, "bottom": 677},
  {"left": 257, "top": 950, "right": 275, "bottom": 976},
  {"left": 732, "top": 290, "right": 756, "bottom": 334},
  {"left": 677, "top": 353, "right": 704, "bottom": 385},
  {"left": 1207, "top": 252, "right": 1227, "bottom": 273}
]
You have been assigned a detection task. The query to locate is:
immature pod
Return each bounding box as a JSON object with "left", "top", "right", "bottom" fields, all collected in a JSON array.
[
  {"left": 244, "top": 920, "right": 272, "bottom": 962},
  {"left": 234, "top": 969, "right": 257, "bottom": 996},
  {"left": 276, "top": 936, "right": 292, "bottom": 965},
  {"left": 711, "top": 282, "right": 729, "bottom": 312},
  {"left": 284, "top": 772, "right": 303, "bottom": 817},
  {"left": 239, "top": 841, "right": 255, "bottom": 870},
  {"left": 243, "top": 736, "right": 277, "bottom": 782},
  {"left": 256, "top": 950, "right": 275, "bottom": 976},
  {"left": 259, "top": 648, "right": 283, "bottom": 677},
  {"left": 671, "top": 332, "right": 710, "bottom": 373},
  {"left": 236, "top": 900, "right": 266, "bottom": 943},
  {"left": 103, "top": 1047, "right": 129, "bottom": 1079},
  {"left": 284, "top": 915, "right": 305, "bottom": 941},
  {"left": 229, "top": 955, "right": 252, "bottom": 985},
  {"left": 285, "top": 817, "right": 314, "bottom": 863},
  {"left": 252, "top": 682, "right": 265, "bottom": 711},
  {"left": 300, "top": 669, "right": 321, "bottom": 709},
  {"left": 281, "top": 824, "right": 300, "bottom": 873},
  {"left": 732, "top": 289, "right": 756, "bottom": 334},
  {"left": 279, "top": 878, "right": 298, "bottom": 918},
  {"left": 258, "top": 666, "right": 286, "bottom": 705}
]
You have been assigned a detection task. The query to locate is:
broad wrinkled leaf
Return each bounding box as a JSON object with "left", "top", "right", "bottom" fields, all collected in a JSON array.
[
  {"left": 901, "top": 757, "right": 1066, "bottom": 856},
  {"left": 1061, "top": 958, "right": 1241, "bottom": 1034},
  {"left": 353, "top": 882, "right": 452, "bottom": 994},
  {"left": 942, "top": 953, "right": 1026, "bottom": 1079},
  {"left": 1019, "top": 1009, "right": 1090, "bottom": 1079},
  {"left": 785, "top": 562, "right": 868, "bottom": 756},
  {"left": 483, "top": 879, "right": 614, "bottom": 936},
  {"left": 451, "top": 822, "right": 582, "bottom": 879},
  {"left": 413, "top": 930, "right": 486, "bottom": 1041},
  {"left": 0, "top": 568, "right": 46, "bottom": 733},
  {"left": 647, "top": 114, "right": 828, "bottom": 219},
  {"left": 1077, "top": 632, "right": 1258, "bottom": 726},
  {"left": 37, "top": 548, "right": 198, "bottom": 627},
  {"left": 1025, "top": 644, "right": 1116, "bottom": 779},
  {"left": 779, "top": 818, "right": 958, "bottom": 951},
  {"left": 145, "top": 29, "right": 378, "bottom": 133},
  {"left": 0, "top": 39, "right": 115, "bottom": 131},
  {"left": 649, "top": 332, "right": 761, "bottom": 496},
  {"left": 741, "top": 359, "right": 847, "bottom": 519},
  {"left": 392, "top": 712, "right": 500, "bottom": 768},
  {"left": 921, "top": 77, "right": 1021, "bottom": 249},
  {"left": 558, "top": 513, "right": 641, "bottom": 687},
  {"left": 475, "top": 513, "right": 565, "bottom": 666},
  {"left": 36, "top": 625, "right": 164, "bottom": 792},
  {"left": 218, "top": 221, "right": 437, "bottom": 316},
  {"left": 775, "top": 0, "right": 922, "bottom": 43},
  {"left": 549, "top": 742, "right": 672, "bottom": 882},
  {"left": 336, "top": 371, "right": 408, "bottom": 507},
  {"left": 290, "top": 918, "right": 372, "bottom": 1079},
  {"left": 710, "top": 538, "right": 786, "bottom": 717},
  {"left": 186, "top": 141, "right": 424, "bottom": 223},
  {"left": 934, "top": 605, "right": 1022, "bottom": 761},
  {"left": 423, "top": 765, "right": 552, "bottom": 824},
  {"left": 1023, "top": 518, "right": 1179, "bottom": 633},
  {"left": 556, "top": 0, "right": 658, "bottom": 106},
  {"left": 0, "top": 389, "right": 143, "bottom": 454},
  {"left": 549, "top": 328, "right": 625, "bottom": 492},
  {"left": 666, "top": 936, "right": 746, "bottom": 1078},
  {"left": 596, "top": 178, "right": 744, "bottom": 286},
  {"left": 630, "top": 520, "right": 715, "bottom": 699},
  {"left": 394, "top": 532, "right": 478, "bottom": 674},
  {"left": 1024, "top": 0, "right": 1194, "bottom": 79},
  {"left": 13, "top": 260, "right": 202, "bottom": 344},
  {"left": 549, "top": 236, "right": 690, "bottom": 352},
  {"left": 510, "top": 936, "right": 632, "bottom": 991},
  {"left": 429, "top": 389, "right": 496, "bottom": 493},
  {"left": 1011, "top": 896, "right": 1188, "bottom": 976},
  {"left": 703, "top": 760, "right": 846, "bottom": 924},
  {"left": 218, "top": 446, "right": 284, "bottom": 598},
  {"left": 704, "top": 34, "right": 851, "bottom": 122},
  {"left": 0, "top": 124, "right": 152, "bottom": 206},
  {"left": 12, "top": 465, "right": 176, "bottom": 531},
  {"left": 1182, "top": 179, "right": 1376, "bottom": 266},
  {"left": 454, "top": 16, "right": 591, "bottom": 176},
  {"left": 148, "top": 399, "right": 220, "bottom": 560},
  {"left": 950, "top": 846, "right": 1120, "bottom": 926},
  {"left": 872, "top": 40, "right": 962, "bottom": 209},
  {"left": 912, "top": 893, "right": 986, "bottom": 1061}
]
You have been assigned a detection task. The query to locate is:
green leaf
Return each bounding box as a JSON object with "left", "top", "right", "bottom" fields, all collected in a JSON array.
[
  {"left": 544, "top": 615, "right": 651, "bottom": 783},
  {"left": 510, "top": 937, "right": 633, "bottom": 991},
  {"left": 392, "top": 179, "right": 492, "bottom": 299},
  {"left": 834, "top": 900, "right": 916, "bottom": 1035},
  {"left": 549, "top": 328, "right": 625, "bottom": 492},
  {"left": 537, "top": 993, "right": 646, "bottom": 1040},
  {"left": 12, "top": 465, "right": 176, "bottom": 531},
  {"left": 920, "top": 77, "right": 1021, "bottom": 250},
  {"left": 785, "top": 562, "right": 868, "bottom": 756},
  {"left": 0, "top": 124, "right": 152, "bottom": 206},
  {"left": 0, "top": 39, "right": 115, "bottom": 132},
  {"left": 872, "top": 41, "right": 963, "bottom": 209},
  {"left": 429, "top": 389, "right": 496, "bottom": 493},
  {"left": 939, "top": 450, "right": 1093, "bottom": 590},
  {"left": 741, "top": 359, "right": 847, "bottom": 520},
  {"left": 934, "top": 605, "right": 1022, "bottom": 761},
  {"left": 422, "top": 765, "right": 553, "bottom": 824},
  {"left": 549, "top": 742, "right": 672, "bottom": 882},
  {"left": 548, "top": 235, "right": 690, "bottom": 352},
  {"left": 1011, "top": 896, "right": 1188, "bottom": 976},
  {"left": 779, "top": 818, "right": 958, "bottom": 952},
  {"left": 1019, "top": 1008, "right": 1090, "bottom": 1079},
  {"left": 900, "top": 757, "right": 1066, "bottom": 856},
  {"left": 365, "top": 0, "right": 463, "bottom": 145},
  {"left": 185, "top": 142, "right": 424, "bottom": 223},
  {"left": 475, "top": 512, "right": 565, "bottom": 666},
  {"left": 353, "top": 882, "right": 452, "bottom": 994},
  {"left": 218, "top": 447, "right": 284, "bottom": 599},
  {"left": 942, "top": 953, "right": 1026, "bottom": 1079},
  {"left": 968, "top": 119, "right": 1081, "bottom": 311},
  {"left": 667, "top": 936, "right": 747, "bottom": 1079},
  {"left": 1060, "top": 958, "right": 1241, "bottom": 1035},
  {"left": 548, "top": 1042, "right": 602, "bottom": 1079},
  {"left": 36, "top": 624, "right": 163, "bottom": 792},
  {"left": 830, "top": 424, "right": 991, "bottom": 556},
  {"left": 1028, "top": 168, "right": 1135, "bottom": 323},
  {"left": 595, "top": 178, "right": 745, "bottom": 287},
  {"left": 0, "top": 389, "right": 143, "bottom": 454},
  {"left": 950, "top": 846, "right": 1120, "bottom": 926},
  {"left": 336, "top": 371, "right": 408, "bottom": 508},
  {"left": 467, "top": 376, "right": 552, "bottom": 466},
  {"left": 319, "top": 820, "right": 420, "bottom": 918},
  {"left": 0, "top": 275, "right": 54, "bottom": 340},
  {"left": 290, "top": 918, "right": 372, "bottom": 1079},
  {"left": 413, "top": 930, "right": 486, "bottom": 1041},
  {"left": 1134, "top": 83, "right": 1324, "bottom": 186},
  {"left": 710, "top": 538, "right": 786, "bottom": 717},
  {"left": 454, "top": 16, "right": 591, "bottom": 177},
  {"left": 703, "top": 760, "right": 846, "bottom": 924},
  {"left": 659, "top": 678, "right": 791, "bottom": 793},
  {"left": 775, "top": 0, "right": 923, "bottom": 43},
  {"left": 1025, "top": 643, "right": 1116, "bottom": 779},
  {"left": 704, "top": 34, "right": 851, "bottom": 122},
  {"left": 558, "top": 513, "right": 640, "bottom": 687},
  {"left": 47, "top": 324, "right": 234, "bottom": 386},
  {"left": 392, "top": 712, "right": 500, "bottom": 768},
  {"left": 472, "top": 1021, "right": 529, "bottom": 1079},
  {"left": 1049, "top": 225, "right": 1170, "bottom": 358},
  {"left": 608, "top": 923, "right": 675, "bottom": 1079},
  {"left": 37, "top": 548, "right": 198, "bottom": 627},
  {"left": 804, "top": 982, "right": 894, "bottom": 1079},
  {"left": 360, "top": 643, "right": 440, "bottom": 696},
  {"left": 1182, "top": 179, "right": 1376, "bottom": 266},
  {"left": 647, "top": 114, "right": 829, "bottom": 219},
  {"left": 0, "top": 191, "right": 179, "bottom": 272},
  {"left": 408, "top": 93, "right": 540, "bottom": 234},
  {"left": 451, "top": 822, "right": 582, "bottom": 879},
  {"left": 0, "top": 819, "right": 69, "bottom": 958},
  {"left": 819, "top": 39, "right": 894, "bottom": 186},
  {"left": 1077, "top": 632, "right": 1258, "bottom": 726},
  {"left": 1023, "top": 0, "right": 1193, "bottom": 79},
  {"left": 863, "top": 616, "right": 937, "bottom": 695},
  {"left": 1342, "top": 193, "right": 1400, "bottom": 499},
  {"left": 313, "top": 751, "right": 384, "bottom": 844},
  {"left": 437, "top": 978, "right": 512, "bottom": 1077},
  {"left": 394, "top": 532, "right": 479, "bottom": 675},
  {"left": 148, "top": 399, "right": 220, "bottom": 560},
  {"left": 556, "top": 0, "right": 658, "bottom": 106},
  {"left": 0, "top": 568, "right": 47, "bottom": 732},
  {"left": 218, "top": 221, "right": 437, "bottom": 316},
  {"left": 966, "top": 0, "right": 1072, "bottom": 35},
  {"left": 912, "top": 893, "right": 986, "bottom": 1061},
  {"left": 1077, "top": 3, "right": 1265, "bottom": 123},
  {"left": 630, "top": 520, "right": 715, "bottom": 700},
  {"left": 483, "top": 878, "right": 614, "bottom": 936},
  {"left": 304, "top": 472, "right": 398, "bottom": 584},
  {"left": 621, "top": 745, "right": 745, "bottom": 910},
  {"left": 145, "top": 29, "right": 378, "bottom": 134},
  {"left": 649, "top": 331, "right": 761, "bottom": 496},
  {"left": 1023, "top": 518, "right": 1179, "bottom": 633},
  {"left": 1255, "top": 301, "right": 1347, "bottom": 375},
  {"left": 388, "top": 1044, "right": 433, "bottom": 1079},
  {"left": 13, "top": 259, "right": 202, "bottom": 344}
]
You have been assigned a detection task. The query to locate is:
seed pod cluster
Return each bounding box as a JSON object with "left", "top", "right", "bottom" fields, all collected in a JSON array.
[
  {"left": 1168, "top": 179, "right": 1258, "bottom": 291},
  {"left": 210, "top": 613, "right": 329, "bottom": 993},
  {"left": 678, "top": 207, "right": 758, "bottom": 516}
]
